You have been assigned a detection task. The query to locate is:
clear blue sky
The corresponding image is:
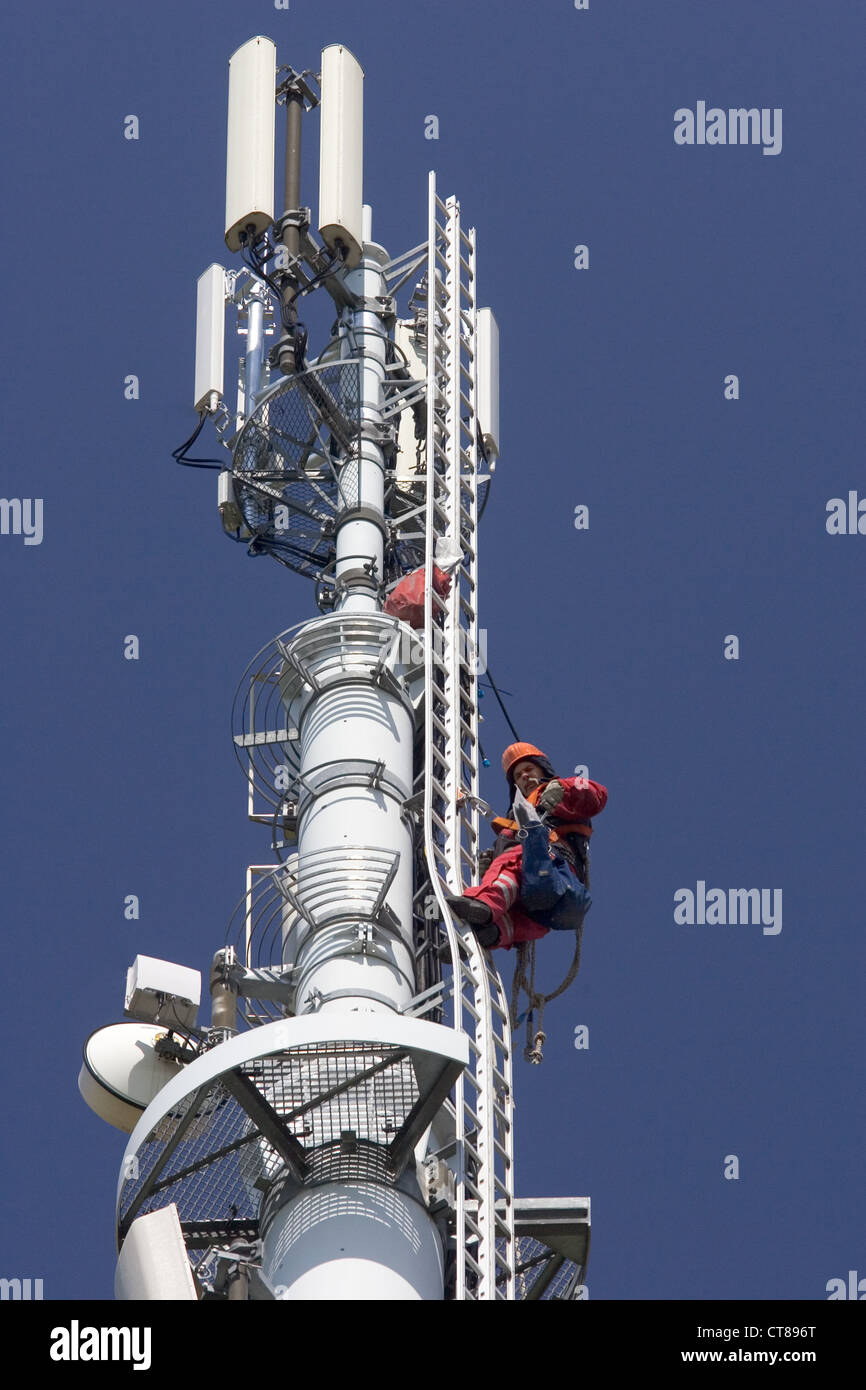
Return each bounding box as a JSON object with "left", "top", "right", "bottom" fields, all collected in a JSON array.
[{"left": 0, "top": 0, "right": 862, "bottom": 1300}]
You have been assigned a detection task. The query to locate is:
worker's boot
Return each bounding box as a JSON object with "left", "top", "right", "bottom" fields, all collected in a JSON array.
[
  {"left": 444, "top": 895, "right": 500, "bottom": 949},
  {"left": 445, "top": 893, "right": 492, "bottom": 927}
]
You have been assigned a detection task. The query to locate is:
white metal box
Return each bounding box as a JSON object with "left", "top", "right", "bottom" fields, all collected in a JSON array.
[
  {"left": 225, "top": 35, "right": 276, "bottom": 252},
  {"left": 124, "top": 955, "right": 201, "bottom": 1031}
]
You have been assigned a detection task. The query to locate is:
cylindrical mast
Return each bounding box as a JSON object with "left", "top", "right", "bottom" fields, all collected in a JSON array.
[
  {"left": 334, "top": 228, "right": 387, "bottom": 614},
  {"left": 278, "top": 86, "right": 303, "bottom": 375},
  {"left": 259, "top": 205, "right": 444, "bottom": 1298}
]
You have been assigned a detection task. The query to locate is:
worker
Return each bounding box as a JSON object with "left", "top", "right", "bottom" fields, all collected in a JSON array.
[{"left": 446, "top": 743, "right": 608, "bottom": 949}]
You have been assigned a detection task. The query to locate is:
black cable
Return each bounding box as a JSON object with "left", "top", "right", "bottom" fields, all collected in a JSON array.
[
  {"left": 477, "top": 476, "right": 492, "bottom": 523},
  {"left": 239, "top": 231, "right": 284, "bottom": 300},
  {"left": 172, "top": 413, "right": 226, "bottom": 470},
  {"left": 284, "top": 245, "right": 344, "bottom": 308},
  {"left": 475, "top": 423, "right": 494, "bottom": 523},
  {"left": 485, "top": 666, "right": 521, "bottom": 743}
]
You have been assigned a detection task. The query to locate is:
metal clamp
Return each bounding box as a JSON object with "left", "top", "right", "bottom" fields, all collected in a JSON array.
[
  {"left": 274, "top": 207, "right": 312, "bottom": 239},
  {"left": 334, "top": 504, "right": 389, "bottom": 539}
]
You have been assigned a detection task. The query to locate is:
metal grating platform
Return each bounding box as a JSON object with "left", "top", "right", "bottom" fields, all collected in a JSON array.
[{"left": 118, "top": 1041, "right": 418, "bottom": 1244}]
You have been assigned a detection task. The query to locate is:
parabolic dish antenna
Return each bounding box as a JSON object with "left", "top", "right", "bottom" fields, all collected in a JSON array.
[{"left": 79, "top": 1022, "right": 187, "bottom": 1133}]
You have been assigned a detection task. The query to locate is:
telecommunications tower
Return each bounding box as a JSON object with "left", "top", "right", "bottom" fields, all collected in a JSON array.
[{"left": 78, "top": 36, "right": 590, "bottom": 1300}]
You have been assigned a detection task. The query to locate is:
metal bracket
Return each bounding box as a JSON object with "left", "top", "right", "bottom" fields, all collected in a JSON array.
[
  {"left": 276, "top": 639, "right": 322, "bottom": 694},
  {"left": 274, "top": 207, "right": 312, "bottom": 240},
  {"left": 371, "top": 662, "right": 403, "bottom": 698},
  {"left": 401, "top": 791, "right": 424, "bottom": 819},
  {"left": 333, "top": 567, "right": 381, "bottom": 602},
  {"left": 357, "top": 419, "right": 397, "bottom": 446},
  {"left": 379, "top": 379, "right": 426, "bottom": 421},
  {"left": 275, "top": 68, "right": 320, "bottom": 108},
  {"left": 374, "top": 902, "right": 401, "bottom": 935},
  {"left": 360, "top": 293, "right": 396, "bottom": 318},
  {"left": 227, "top": 962, "right": 298, "bottom": 1005}
]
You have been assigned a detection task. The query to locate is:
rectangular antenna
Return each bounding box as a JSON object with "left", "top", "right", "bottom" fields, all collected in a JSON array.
[
  {"left": 194, "top": 264, "right": 226, "bottom": 412},
  {"left": 318, "top": 44, "right": 364, "bottom": 268},
  {"left": 225, "top": 35, "right": 276, "bottom": 252},
  {"left": 476, "top": 308, "right": 500, "bottom": 461}
]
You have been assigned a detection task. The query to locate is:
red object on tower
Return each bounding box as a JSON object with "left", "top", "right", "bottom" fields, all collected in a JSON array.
[{"left": 383, "top": 565, "right": 451, "bottom": 630}]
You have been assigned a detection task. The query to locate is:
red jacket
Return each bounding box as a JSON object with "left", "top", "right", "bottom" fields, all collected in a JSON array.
[{"left": 491, "top": 776, "right": 608, "bottom": 852}]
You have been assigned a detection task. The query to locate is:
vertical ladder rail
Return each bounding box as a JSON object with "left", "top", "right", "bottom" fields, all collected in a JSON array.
[{"left": 421, "top": 171, "right": 515, "bottom": 1300}]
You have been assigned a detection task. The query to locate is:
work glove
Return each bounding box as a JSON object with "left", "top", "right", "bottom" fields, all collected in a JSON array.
[
  {"left": 477, "top": 847, "right": 497, "bottom": 876},
  {"left": 537, "top": 779, "right": 565, "bottom": 814}
]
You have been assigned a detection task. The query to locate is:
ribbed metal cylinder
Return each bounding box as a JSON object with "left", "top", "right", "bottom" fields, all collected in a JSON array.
[
  {"left": 293, "top": 676, "right": 415, "bottom": 1013},
  {"left": 261, "top": 1180, "right": 443, "bottom": 1301}
]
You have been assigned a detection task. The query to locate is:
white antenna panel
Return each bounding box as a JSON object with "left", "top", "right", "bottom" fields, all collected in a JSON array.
[
  {"left": 318, "top": 44, "right": 364, "bottom": 269},
  {"left": 194, "top": 264, "right": 226, "bottom": 412},
  {"left": 115, "top": 1206, "right": 198, "bottom": 1301},
  {"left": 476, "top": 307, "right": 500, "bottom": 461},
  {"left": 225, "top": 35, "right": 276, "bottom": 252}
]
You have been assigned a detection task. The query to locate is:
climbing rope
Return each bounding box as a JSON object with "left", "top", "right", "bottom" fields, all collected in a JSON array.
[
  {"left": 509, "top": 923, "right": 584, "bottom": 1064},
  {"left": 508, "top": 853, "right": 590, "bottom": 1065}
]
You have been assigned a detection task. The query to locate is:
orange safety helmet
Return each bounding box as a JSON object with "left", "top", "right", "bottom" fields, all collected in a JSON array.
[{"left": 501, "top": 742, "right": 549, "bottom": 778}]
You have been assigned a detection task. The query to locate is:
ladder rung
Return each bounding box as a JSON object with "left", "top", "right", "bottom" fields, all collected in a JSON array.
[
  {"left": 494, "top": 1250, "right": 513, "bottom": 1273},
  {"left": 463, "top": 1138, "right": 480, "bottom": 1165},
  {"left": 429, "top": 710, "right": 447, "bottom": 739},
  {"left": 458, "top": 253, "right": 473, "bottom": 279},
  {"left": 462, "top": 1213, "right": 482, "bottom": 1240},
  {"left": 493, "top": 1175, "right": 510, "bottom": 1197},
  {"left": 494, "top": 1214, "right": 512, "bottom": 1239}
]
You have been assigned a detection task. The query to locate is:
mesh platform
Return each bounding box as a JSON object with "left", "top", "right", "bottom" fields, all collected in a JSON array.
[{"left": 118, "top": 1041, "right": 419, "bottom": 1248}]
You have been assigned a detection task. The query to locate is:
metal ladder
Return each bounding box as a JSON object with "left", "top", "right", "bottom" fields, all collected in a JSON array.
[{"left": 421, "top": 172, "right": 515, "bottom": 1300}]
